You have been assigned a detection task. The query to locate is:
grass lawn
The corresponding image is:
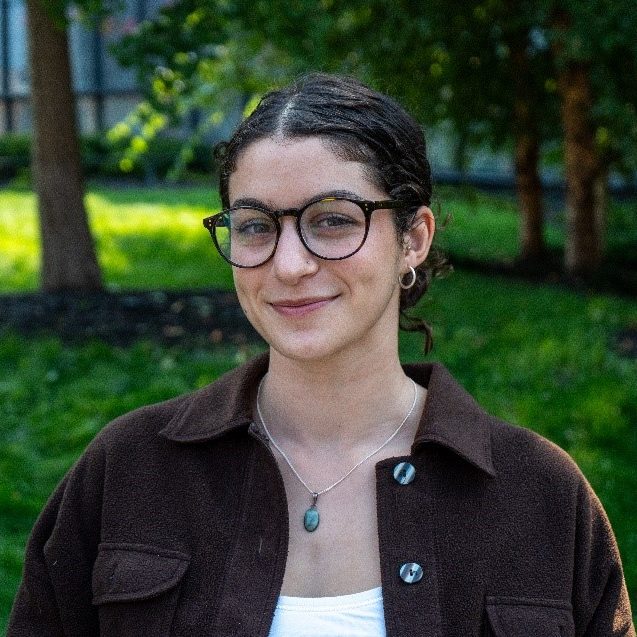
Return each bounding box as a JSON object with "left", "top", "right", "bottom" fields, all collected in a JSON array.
[
  {"left": 432, "top": 185, "right": 637, "bottom": 266},
  {"left": 2, "top": 183, "right": 636, "bottom": 292},
  {"left": 0, "top": 185, "right": 231, "bottom": 292},
  {"left": 0, "top": 185, "right": 636, "bottom": 633}
]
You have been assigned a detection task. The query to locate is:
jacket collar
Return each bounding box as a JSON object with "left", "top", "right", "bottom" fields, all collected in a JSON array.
[
  {"left": 159, "top": 352, "right": 495, "bottom": 477},
  {"left": 403, "top": 361, "right": 495, "bottom": 477}
]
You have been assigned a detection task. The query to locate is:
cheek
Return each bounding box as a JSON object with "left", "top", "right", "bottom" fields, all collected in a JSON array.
[
  {"left": 342, "top": 252, "right": 402, "bottom": 310},
  {"left": 232, "top": 271, "right": 258, "bottom": 318},
  {"left": 355, "top": 236, "right": 404, "bottom": 287}
]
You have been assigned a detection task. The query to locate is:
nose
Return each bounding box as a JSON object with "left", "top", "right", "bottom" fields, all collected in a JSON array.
[{"left": 271, "top": 218, "right": 318, "bottom": 282}]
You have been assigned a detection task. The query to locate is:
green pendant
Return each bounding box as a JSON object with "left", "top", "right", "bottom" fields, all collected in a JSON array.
[
  {"left": 304, "top": 505, "right": 319, "bottom": 532},
  {"left": 303, "top": 493, "right": 320, "bottom": 532}
]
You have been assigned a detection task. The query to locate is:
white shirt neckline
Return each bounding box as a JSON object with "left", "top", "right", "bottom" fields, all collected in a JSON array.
[
  {"left": 269, "top": 587, "right": 387, "bottom": 637},
  {"left": 276, "top": 586, "right": 383, "bottom": 612}
]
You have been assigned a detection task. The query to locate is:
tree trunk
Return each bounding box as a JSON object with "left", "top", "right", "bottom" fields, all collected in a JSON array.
[
  {"left": 511, "top": 42, "right": 545, "bottom": 262},
  {"left": 26, "top": 0, "right": 102, "bottom": 291},
  {"left": 514, "top": 129, "right": 544, "bottom": 261},
  {"left": 558, "top": 62, "right": 603, "bottom": 276}
]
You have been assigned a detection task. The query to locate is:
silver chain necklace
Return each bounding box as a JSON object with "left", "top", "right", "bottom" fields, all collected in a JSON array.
[{"left": 256, "top": 376, "right": 418, "bottom": 532}]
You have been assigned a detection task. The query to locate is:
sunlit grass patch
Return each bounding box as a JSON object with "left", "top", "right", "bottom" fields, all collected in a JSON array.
[
  {"left": 86, "top": 189, "right": 233, "bottom": 290},
  {"left": 0, "top": 190, "right": 39, "bottom": 290},
  {"left": 0, "top": 186, "right": 234, "bottom": 292}
]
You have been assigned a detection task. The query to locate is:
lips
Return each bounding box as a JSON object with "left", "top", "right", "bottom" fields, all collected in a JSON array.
[{"left": 269, "top": 295, "right": 338, "bottom": 316}]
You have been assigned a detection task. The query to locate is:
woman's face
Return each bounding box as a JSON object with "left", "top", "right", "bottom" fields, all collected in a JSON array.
[{"left": 228, "top": 136, "right": 431, "bottom": 364}]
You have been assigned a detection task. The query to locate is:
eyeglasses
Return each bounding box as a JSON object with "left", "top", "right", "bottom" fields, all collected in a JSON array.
[{"left": 203, "top": 196, "right": 402, "bottom": 268}]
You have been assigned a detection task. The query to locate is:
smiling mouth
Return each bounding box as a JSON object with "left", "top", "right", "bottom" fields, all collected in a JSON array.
[{"left": 270, "top": 296, "right": 338, "bottom": 316}]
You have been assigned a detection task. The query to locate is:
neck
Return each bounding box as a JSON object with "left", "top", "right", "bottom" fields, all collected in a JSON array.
[{"left": 259, "top": 343, "right": 415, "bottom": 450}]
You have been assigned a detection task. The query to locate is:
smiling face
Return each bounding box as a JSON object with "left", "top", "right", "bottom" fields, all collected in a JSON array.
[{"left": 228, "top": 136, "right": 426, "bottom": 365}]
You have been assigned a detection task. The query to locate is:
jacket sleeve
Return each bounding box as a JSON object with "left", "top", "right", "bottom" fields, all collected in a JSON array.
[
  {"left": 7, "top": 437, "right": 105, "bottom": 636},
  {"left": 573, "top": 475, "right": 635, "bottom": 636}
]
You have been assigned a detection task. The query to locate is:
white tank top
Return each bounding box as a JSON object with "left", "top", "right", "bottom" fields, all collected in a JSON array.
[{"left": 268, "top": 587, "right": 386, "bottom": 637}]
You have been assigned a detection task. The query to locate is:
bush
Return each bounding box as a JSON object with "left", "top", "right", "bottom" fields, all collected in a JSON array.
[
  {"left": 0, "top": 134, "right": 30, "bottom": 179},
  {"left": 0, "top": 133, "right": 215, "bottom": 182}
]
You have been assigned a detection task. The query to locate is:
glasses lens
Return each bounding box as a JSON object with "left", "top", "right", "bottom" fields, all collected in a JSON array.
[
  {"left": 300, "top": 199, "right": 367, "bottom": 259},
  {"left": 215, "top": 208, "right": 277, "bottom": 267}
]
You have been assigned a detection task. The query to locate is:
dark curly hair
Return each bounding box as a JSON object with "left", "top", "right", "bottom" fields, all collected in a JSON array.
[{"left": 215, "top": 73, "right": 448, "bottom": 352}]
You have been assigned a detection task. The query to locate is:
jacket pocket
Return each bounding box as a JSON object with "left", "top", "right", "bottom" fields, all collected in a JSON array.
[
  {"left": 485, "top": 597, "right": 574, "bottom": 637},
  {"left": 92, "top": 542, "right": 190, "bottom": 636}
]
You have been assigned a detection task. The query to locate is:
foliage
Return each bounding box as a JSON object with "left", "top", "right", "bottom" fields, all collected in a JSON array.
[
  {"left": 110, "top": 0, "right": 294, "bottom": 177},
  {"left": 546, "top": 0, "right": 637, "bottom": 172},
  {"left": 0, "top": 135, "right": 31, "bottom": 180},
  {"left": 38, "top": 0, "right": 121, "bottom": 29},
  {"left": 110, "top": 0, "right": 637, "bottom": 177},
  {"left": 0, "top": 133, "right": 215, "bottom": 182}
]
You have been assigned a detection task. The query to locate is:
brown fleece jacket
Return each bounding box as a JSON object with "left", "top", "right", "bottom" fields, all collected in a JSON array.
[{"left": 8, "top": 353, "right": 635, "bottom": 636}]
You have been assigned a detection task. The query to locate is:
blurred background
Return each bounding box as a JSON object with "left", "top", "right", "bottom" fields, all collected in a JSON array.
[{"left": 1, "top": 0, "right": 636, "bottom": 632}]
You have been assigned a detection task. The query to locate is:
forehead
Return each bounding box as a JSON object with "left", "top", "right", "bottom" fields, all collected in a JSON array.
[{"left": 228, "top": 136, "right": 385, "bottom": 207}]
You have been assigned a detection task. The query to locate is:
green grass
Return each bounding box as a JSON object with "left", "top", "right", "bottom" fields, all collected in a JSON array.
[
  {"left": 0, "top": 185, "right": 233, "bottom": 292},
  {"left": 1, "top": 186, "right": 636, "bottom": 633},
  {"left": 2, "top": 184, "right": 636, "bottom": 292},
  {"left": 431, "top": 187, "right": 558, "bottom": 263},
  {"left": 432, "top": 185, "right": 637, "bottom": 264}
]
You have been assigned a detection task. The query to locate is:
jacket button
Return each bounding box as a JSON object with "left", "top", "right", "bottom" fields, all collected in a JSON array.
[
  {"left": 399, "top": 562, "right": 423, "bottom": 584},
  {"left": 393, "top": 462, "right": 416, "bottom": 485}
]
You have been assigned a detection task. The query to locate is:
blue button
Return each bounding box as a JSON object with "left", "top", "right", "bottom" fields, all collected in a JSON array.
[
  {"left": 399, "top": 562, "right": 423, "bottom": 584},
  {"left": 393, "top": 462, "right": 416, "bottom": 485}
]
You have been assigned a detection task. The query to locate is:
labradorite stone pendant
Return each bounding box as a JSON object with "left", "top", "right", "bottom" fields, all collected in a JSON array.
[{"left": 303, "top": 493, "right": 320, "bottom": 532}]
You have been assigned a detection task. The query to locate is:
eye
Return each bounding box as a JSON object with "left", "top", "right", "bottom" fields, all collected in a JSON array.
[
  {"left": 230, "top": 210, "right": 277, "bottom": 236},
  {"left": 303, "top": 200, "right": 366, "bottom": 235},
  {"left": 236, "top": 219, "right": 275, "bottom": 235},
  {"left": 311, "top": 213, "right": 359, "bottom": 228}
]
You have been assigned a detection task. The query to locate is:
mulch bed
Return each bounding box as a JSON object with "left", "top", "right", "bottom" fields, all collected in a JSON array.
[
  {"left": 0, "top": 266, "right": 635, "bottom": 357},
  {"left": 0, "top": 289, "right": 261, "bottom": 346},
  {"left": 449, "top": 252, "right": 637, "bottom": 298}
]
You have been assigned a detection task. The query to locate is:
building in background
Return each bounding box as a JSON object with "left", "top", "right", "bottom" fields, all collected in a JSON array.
[{"left": 0, "top": 0, "right": 165, "bottom": 135}]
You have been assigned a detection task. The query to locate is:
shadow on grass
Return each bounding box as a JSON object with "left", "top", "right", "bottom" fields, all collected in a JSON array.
[
  {"left": 88, "top": 184, "right": 221, "bottom": 209},
  {"left": 96, "top": 228, "right": 234, "bottom": 291}
]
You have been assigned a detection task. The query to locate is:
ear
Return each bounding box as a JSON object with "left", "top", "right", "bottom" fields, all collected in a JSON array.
[{"left": 401, "top": 206, "right": 435, "bottom": 271}]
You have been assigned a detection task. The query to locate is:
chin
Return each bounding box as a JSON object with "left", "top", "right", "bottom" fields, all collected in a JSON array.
[
  {"left": 265, "top": 330, "right": 344, "bottom": 363},
  {"left": 272, "top": 341, "right": 333, "bottom": 363}
]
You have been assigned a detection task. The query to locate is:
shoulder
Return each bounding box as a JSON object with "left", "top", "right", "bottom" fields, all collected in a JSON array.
[
  {"left": 55, "top": 390, "right": 200, "bottom": 502},
  {"left": 407, "top": 361, "right": 586, "bottom": 494},
  {"left": 490, "top": 417, "right": 584, "bottom": 490},
  {"left": 484, "top": 416, "right": 607, "bottom": 541},
  {"left": 93, "top": 391, "right": 193, "bottom": 450},
  {"left": 487, "top": 419, "right": 633, "bottom": 634},
  {"left": 90, "top": 352, "right": 269, "bottom": 454}
]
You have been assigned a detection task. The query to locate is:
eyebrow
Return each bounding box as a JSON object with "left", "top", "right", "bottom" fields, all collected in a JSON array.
[{"left": 230, "top": 189, "right": 363, "bottom": 209}]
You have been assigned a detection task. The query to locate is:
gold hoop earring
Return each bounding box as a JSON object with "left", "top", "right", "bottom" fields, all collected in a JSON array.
[{"left": 399, "top": 266, "right": 416, "bottom": 290}]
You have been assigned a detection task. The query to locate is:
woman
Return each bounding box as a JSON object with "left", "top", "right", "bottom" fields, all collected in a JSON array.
[{"left": 9, "top": 74, "right": 634, "bottom": 636}]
